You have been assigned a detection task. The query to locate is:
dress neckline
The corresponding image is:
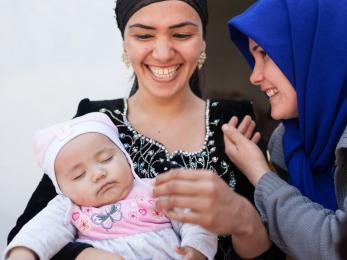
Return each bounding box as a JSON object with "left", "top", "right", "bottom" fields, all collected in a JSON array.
[{"left": 121, "top": 98, "right": 211, "bottom": 158}]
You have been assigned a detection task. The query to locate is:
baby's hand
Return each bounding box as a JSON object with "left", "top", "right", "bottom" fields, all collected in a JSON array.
[
  {"left": 6, "top": 246, "right": 37, "bottom": 260},
  {"left": 175, "top": 246, "right": 206, "bottom": 260}
]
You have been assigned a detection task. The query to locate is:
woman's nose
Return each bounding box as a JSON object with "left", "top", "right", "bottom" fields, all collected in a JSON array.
[
  {"left": 152, "top": 37, "right": 175, "bottom": 62},
  {"left": 92, "top": 167, "right": 107, "bottom": 182},
  {"left": 249, "top": 65, "right": 264, "bottom": 86}
]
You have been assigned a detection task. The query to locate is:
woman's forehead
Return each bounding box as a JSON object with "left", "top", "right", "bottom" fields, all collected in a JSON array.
[{"left": 126, "top": 1, "right": 201, "bottom": 27}]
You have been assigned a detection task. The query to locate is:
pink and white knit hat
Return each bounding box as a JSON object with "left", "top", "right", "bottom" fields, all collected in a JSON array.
[{"left": 32, "top": 112, "right": 140, "bottom": 194}]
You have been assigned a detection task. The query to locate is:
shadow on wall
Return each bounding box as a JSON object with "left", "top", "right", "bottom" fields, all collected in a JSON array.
[{"left": 204, "top": 0, "right": 279, "bottom": 143}]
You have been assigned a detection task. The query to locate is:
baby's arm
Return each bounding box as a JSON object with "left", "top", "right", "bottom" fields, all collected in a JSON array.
[
  {"left": 174, "top": 245, "right": 206, "bottom": 260},
  {"left": 171, "top": 210, "right": 218, "bottom": 260},
  {"left": 6, "top": 247, "right": 36, "bottom": 260},
  {"left": 3, "top": 195, "right": 76, "bottom": 260}
]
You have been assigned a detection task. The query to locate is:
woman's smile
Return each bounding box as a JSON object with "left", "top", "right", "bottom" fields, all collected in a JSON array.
[
  {"left": 264, "top": 87, "right": 279, "bottom": 99},
  {"left": 147, "top": 64, "right": 181, "bottom": 82}
]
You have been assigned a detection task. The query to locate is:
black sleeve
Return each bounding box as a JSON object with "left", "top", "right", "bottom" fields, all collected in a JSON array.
[
  {"left": 7, "top": 98, "right": 100, "bottom": 259},
  {"left": 51, "top": 242, "right": 93, "bottom": 260},
  {"left": 74, "top": 98, "right": 98, "bottom": 117},
  {"left": 231, "top": 243, "right": 285, "bottom": 260}
]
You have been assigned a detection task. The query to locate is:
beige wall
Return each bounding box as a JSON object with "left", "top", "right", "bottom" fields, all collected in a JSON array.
[{"left": 0, "top": 0, "right": 130, "bottom": 251}]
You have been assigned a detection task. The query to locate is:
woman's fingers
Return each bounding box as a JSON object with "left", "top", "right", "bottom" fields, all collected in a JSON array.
[
  {"left": 154, "top": 178, "right": 211, "bottom": 197},
  {"left": 243, "top": 120, "right": 256, "bottom": 139},
  {"left": 226, "top": 115, "right": 259, "bottom": 142},
  {"left": 156, "top": 195, "right": 213, "bottom": 212},
  {"left": 155, "top": 169, "right": 212, "bottom": 186},
  {"left": 251, "top": 131, "right": 261, "bottom": 144},
  {"left": 223, "top": 123, "right": 270, "bottom": 186},
  {"left": 223, "top": 128, "right": 238, "bottom": 157},
  {"left": 223, "top": 124, "right": 246, "bottom": 145},
  {"left": 227, "top": 116, "right": 238, "bottom": 127},
  {"left": 166, "top": 210, "right": 209, "bottom": 226},
  {"left": 154, "top": 171, "right": 219, "bottom": 200},
  {"left": 234, "top": 115, "right": 251, "bottom": 135}
]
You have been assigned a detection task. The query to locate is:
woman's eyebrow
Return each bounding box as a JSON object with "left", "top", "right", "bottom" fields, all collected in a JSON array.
[
  {"left": 169, "top": 22, "right": 198, "bottom": 29},
  {"left": 251, "top": 45, "right": 260, "bottom": 52},
  {"left": 128, "top": 22, "right": 198, "bottom": 30},
  {"left": 128, "top": 24, "right": 155, "bottom": 30}
]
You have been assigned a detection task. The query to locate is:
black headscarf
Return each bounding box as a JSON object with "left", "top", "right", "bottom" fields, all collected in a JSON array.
[{"left": 115, "top": 0, "right": 208, "bottom": 37}]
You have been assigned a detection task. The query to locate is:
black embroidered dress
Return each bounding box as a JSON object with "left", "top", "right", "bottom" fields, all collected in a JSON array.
[{"left": 99, "top": 99, "right": 236, "bottom": 185}]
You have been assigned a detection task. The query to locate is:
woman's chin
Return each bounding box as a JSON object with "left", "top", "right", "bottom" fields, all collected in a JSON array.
[{"left": 270, "top": 110, "right": 284, "bottom": 121}]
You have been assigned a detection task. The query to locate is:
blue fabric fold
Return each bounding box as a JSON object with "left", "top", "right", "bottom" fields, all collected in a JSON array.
[{"left": 228, "top": 0, "right": 347, "bottom": 210}]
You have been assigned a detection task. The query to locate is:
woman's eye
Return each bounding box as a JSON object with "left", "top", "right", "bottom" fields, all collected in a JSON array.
[
  {"left": 135, "top": 34, "right": 153, "bottom": 40},
  {"left": 173, "top": 33, "right": 192, "bottom": 39},
  {"left": 259, "top": 50, "right": 268, "bottom": 57}
]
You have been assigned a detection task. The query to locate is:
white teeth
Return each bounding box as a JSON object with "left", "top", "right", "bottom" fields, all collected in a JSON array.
[
  {"left": 266, "top": 88, "right": 279, "bottom": 97},
  {"left": 150, "top": 66, "right": 179, "bottom": 79}
]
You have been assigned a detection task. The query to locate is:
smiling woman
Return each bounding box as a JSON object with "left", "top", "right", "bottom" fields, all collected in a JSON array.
[
  {"left": 6, "top": 0, "right": 284, "bottom": 259},
  {"left": 123, "top": 1, "right": 205, "bottom": 100},
  {"left": 248, "top": 39, "right": 298, "bottom": 120},
  {"left": 225, "top": 0, "right": 347, "bottom": 258}
]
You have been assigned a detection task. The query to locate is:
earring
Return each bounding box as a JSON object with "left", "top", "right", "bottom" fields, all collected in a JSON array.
[
  {"left": 122, "top": 52, "right": 130, "bottom": 68},
  {"left": 198, "top": 51, "right": 207, "bottom": 70}
]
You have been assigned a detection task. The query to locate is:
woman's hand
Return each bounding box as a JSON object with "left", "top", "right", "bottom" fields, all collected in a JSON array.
[
  {"left": 154, "top": 169, "right": 246, "bottom": 235},
  {"left": 229, "top": 115, "right": 261, "bottom": 144},
  {"left": 76, "top": 248, "right": 124, "bottom": 260},
  {"left": 223, "top": 117, "right": 270, "bottom": 186},
  {"left": 154, "top": 169, "right": 271, "bottom": 258}
]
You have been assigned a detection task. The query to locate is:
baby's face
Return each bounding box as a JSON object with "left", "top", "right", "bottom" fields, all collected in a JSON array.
[{"left": 55, "top": 132, "right": 133, "bottom": 207}]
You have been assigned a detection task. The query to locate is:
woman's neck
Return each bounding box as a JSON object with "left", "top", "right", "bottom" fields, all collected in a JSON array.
[{"left": 128, "top": 88, "right": 203, "bottom": 119}]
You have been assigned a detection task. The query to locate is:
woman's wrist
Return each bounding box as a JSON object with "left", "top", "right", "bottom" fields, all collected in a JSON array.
[
  {"left": 250, "top": 168, "right": 270, "bottom": 187},
  {"left": 229, "top": 195, "right": 259, "bottom": 235},
  {"left": 230, "top": 196, "right": 271, "bottom": 258}
]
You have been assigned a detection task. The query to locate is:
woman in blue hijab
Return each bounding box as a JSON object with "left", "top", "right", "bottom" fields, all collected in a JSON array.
[
  {"left": 155, "top": 0, "right": 347, "bottom": 259},
  {"left": 223, "top": 0, "right": 347, "bottom": 258}
]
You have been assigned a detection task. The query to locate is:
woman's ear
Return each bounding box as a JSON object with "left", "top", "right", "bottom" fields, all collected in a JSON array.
[{"left": 202, "top": 40, "right": 206, "bottom": 52}]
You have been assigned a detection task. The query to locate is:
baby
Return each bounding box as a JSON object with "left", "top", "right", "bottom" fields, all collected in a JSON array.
[{"left": 4, "top": 112, "right": 217, "bottom": 260}]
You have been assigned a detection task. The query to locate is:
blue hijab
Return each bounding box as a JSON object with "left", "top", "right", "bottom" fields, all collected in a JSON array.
[{"left": 228, "top": 0, "right": 347, "bottom": 210}]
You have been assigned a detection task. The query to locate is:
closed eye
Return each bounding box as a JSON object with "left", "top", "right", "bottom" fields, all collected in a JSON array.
[
  {"left": 73, "top": 172, "right": 85, "bottom": 180},
  {"left": 173, "top": 33, "right": 192, "bottom": 39},
  {"left": 259, "top": 50, "right": 268, "bottom": 57},
  {"left": 102, "top": 155, "right": 113, "bottom": 163},
  {"left": 135, "top": 34, "right": 154, "bottom": 40}
]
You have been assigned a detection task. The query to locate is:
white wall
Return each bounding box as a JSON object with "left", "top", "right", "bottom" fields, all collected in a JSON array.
[{"left": 0, "top": 0, "right": 131, "bottom": 251}]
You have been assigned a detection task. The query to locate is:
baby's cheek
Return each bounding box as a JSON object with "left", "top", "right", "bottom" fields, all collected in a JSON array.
[{"left": 68, "top": 187, "right": 89, "bottom": 205}]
